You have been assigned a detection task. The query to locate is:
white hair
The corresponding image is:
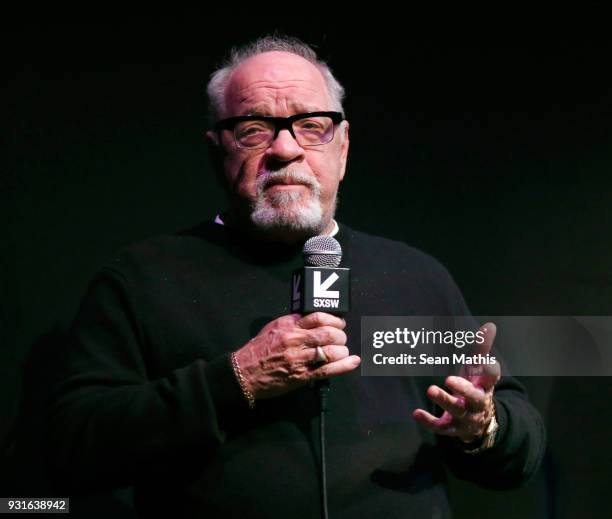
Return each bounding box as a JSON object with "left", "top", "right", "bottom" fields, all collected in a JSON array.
[{"left": 206, "top": 35, "right": 345, "bottom": 121}]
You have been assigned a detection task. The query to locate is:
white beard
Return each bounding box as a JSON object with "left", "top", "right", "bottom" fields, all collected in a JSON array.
[{"left": 250, "top": 169, "right": 333, "bottom": 234}]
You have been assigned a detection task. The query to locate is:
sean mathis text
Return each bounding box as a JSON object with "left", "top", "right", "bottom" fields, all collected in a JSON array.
[{"left": 372, "top": 353, "right": 497, "bottom": 366}]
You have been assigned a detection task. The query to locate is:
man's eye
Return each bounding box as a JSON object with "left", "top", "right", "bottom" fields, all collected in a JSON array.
[
  {"left": 237, "top": 125, "right": 268, "bottom": 137},
  {"left": 295, "top": 118, "right": 328, "bottom": 133},
  {"left": 297, "top": 121, "right": 322, "bottom": 130}
]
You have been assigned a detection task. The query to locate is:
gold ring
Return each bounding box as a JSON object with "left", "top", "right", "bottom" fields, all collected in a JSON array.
[{"left": 314, "top": 346, "right": 328, "bottom": 364}]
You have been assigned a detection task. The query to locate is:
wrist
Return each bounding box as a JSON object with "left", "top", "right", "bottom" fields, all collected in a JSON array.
[{"left": 460, "top": 410, "right": 499, "bottom": 454}]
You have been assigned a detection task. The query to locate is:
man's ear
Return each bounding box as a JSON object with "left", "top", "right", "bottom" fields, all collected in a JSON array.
[
  {"left": 205, "top": 130, "right": 219, "bottom": 147},
  {"left": 338, "top": 120, "right": 350, "bottom": 181}
]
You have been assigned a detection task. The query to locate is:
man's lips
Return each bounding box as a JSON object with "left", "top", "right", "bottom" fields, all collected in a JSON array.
[
  {"left": 266, "top": 183, "right": 308, "bottom": 190},
  {"left": 263, "top": 178, "right": 311, "bottom": 190}
]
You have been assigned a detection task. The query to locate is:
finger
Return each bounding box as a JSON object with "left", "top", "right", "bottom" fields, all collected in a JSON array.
[
  {"left": 471, "top": 322, "right": 497, "bottom": 356},
  {"left": 297, "top": 312, "right": 346, "bottom": 330},
  {"left": 444, "top": 376, "right": 487, "bottom": 411},
  {"left": 412, "top": 408, "right": 456, "bottom": 434},
  {"left": 311, "top": 355, "right": 361, "bottom": 378},
  {"left": 426, "top": 385, "right": 469, "bottom": 418},
  {"left": 463, "top": 359, "right": 501, "bottom": 390},
  {"left": 302, "top": 326, "right": 347, "bottom": 347}
]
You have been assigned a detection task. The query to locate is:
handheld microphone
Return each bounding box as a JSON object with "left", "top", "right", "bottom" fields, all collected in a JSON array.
[
  {"left": 291, "top": 235, "right": 350, "bottom": 315},
  {"left": 292, "top": 235, "right": 349, "bottom": 519}
]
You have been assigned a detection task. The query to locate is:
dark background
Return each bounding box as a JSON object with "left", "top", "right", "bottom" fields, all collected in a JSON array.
[{"left": 2, "top": 13, "right": 611, "bottom": 518}]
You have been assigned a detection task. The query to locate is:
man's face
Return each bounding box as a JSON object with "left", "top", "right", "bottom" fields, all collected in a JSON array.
[{"left": 208, "top": 51, "right": 349, "bottom": 239}]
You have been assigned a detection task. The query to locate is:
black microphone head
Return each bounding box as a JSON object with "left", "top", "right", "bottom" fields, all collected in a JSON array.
[{"left": 303, "top": 235, "right": 342, "bottom": 267}]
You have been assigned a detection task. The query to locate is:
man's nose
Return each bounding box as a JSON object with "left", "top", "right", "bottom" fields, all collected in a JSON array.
[{"left": 265, "top": 128, "right": 305, "bottom": 164}]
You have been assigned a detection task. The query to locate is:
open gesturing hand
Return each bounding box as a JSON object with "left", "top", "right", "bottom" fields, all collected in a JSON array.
[{"left": 412, "top": 322, "right": 501, "bottom": 443}]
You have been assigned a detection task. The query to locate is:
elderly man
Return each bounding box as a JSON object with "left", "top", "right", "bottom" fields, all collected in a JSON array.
[{"left": 45, "top": 36, "right": 545, "bottom": 518}]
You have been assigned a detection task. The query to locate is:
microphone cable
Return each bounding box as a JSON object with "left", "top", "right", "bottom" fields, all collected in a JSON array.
[{"left": 318, "top": 379, "right": 330, "bottom": 519}]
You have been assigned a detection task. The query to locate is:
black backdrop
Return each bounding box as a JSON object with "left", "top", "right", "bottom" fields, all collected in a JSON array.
[{"left": 3, "top": 14, "right": 611, "bottom": 518}]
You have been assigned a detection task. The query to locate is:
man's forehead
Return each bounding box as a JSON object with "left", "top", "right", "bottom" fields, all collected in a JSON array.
[
  {"left": 224, "top": 51, "right": 330, "bottom": 116},
  {"left": 230, "top": 51, "right": 324, "bottom": 85},
  {"left": 242, "top": 101, "right": 323, "bottom": 117}
]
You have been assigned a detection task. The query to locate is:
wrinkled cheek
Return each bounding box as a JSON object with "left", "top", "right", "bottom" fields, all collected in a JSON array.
[{"left": 321, "top": 175, "right": 341, "bottom": 200}]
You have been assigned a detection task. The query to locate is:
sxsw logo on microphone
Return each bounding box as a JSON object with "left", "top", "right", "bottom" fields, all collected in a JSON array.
[
  {"left": 292, "top": 267, "right": 350, "bottom": 315},
  {"left": 313, "top": 271, "right": 340, "bottom": 308}
]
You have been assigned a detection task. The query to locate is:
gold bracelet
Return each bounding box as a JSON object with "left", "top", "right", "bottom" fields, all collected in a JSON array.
[
  {"left": 231, "top": 352, "right": 255, "bottom": 410},
  {"left": 462, "top": 412, "right": 499, "bottom": 454}
]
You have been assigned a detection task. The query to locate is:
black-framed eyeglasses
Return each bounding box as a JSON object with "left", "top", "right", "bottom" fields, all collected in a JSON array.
[{"left": 214, "top": 111, "right": 344, "bottom": 150}]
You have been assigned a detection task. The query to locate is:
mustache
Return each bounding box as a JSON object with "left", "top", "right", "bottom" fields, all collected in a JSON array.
[{"left": 256, "top": 169, "right": 319, "bottom": 193}]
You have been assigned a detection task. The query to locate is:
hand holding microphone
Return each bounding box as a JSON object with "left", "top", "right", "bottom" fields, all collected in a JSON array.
[
  {"left": 233, "top": 311, "right": 359, "bottom": 401},
  {"left": 232, "top": 235, "right": 359, "bottom": 403}
]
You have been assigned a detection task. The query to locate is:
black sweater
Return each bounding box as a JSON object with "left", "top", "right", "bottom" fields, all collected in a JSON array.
[{"left": 45, "top": 221, "right": 545, "bottom": 518}]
